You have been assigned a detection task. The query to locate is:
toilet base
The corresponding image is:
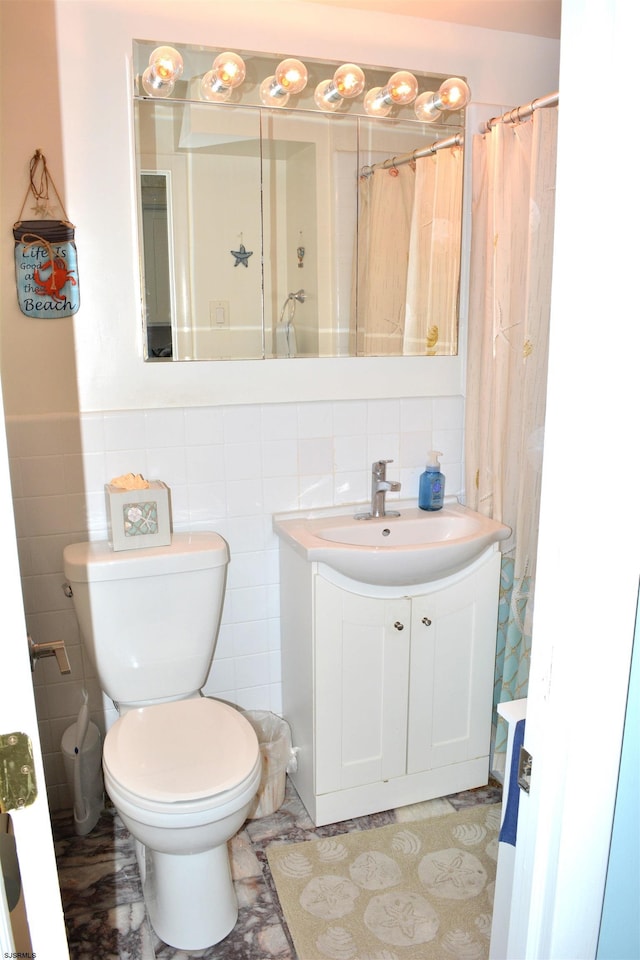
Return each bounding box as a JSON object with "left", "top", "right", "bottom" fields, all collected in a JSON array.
[{"left": 141, "top": 840, "right": 237, "bottom": 950}]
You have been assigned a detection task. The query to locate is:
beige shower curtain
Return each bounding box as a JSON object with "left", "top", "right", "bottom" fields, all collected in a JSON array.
[
  {"left": 355, "top": 163, "right": 414, "bottom": 355},
  {"left": 404, "top": 147, "right": 463, "bottom": 355},
  {"left": 465, "top": 106, "right": 558, "bottom": 768},
  {"left": 355, "top": 146, "right": 463, "bottom": 356}
]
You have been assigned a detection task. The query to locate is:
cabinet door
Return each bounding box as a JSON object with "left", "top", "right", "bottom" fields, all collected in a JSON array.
[
  {"left": 315, "top": 576, "right": 411, "bottom": 794},
  {"left": 407, "top": 552, "right": 500, "bottom": 774}
]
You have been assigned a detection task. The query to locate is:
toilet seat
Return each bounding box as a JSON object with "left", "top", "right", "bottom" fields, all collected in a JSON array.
[{"left": 103, "top": 698, "right": 260, "bottom": 806}]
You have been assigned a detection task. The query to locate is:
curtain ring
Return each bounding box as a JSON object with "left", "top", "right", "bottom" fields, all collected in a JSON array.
[{"left": 388, "top": 158, "right": 399, "bottom": 177}]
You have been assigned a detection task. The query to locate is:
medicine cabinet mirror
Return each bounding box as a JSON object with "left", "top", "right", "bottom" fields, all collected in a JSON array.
[{"left": 133, "top": 40, "right": 467, "bottom": 361}]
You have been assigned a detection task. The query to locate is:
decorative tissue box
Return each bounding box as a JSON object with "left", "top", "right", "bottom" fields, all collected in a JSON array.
[{"left": 105, "top": 479, "right": 171, "bottom": 551}]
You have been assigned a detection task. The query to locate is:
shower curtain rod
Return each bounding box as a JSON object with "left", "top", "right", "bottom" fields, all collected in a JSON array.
[
  {"left": 484, "top": 91, "right": 559, "bottom": 131},
  {"left": 361, "top": 133, "right": 463, "bottom": 176}
]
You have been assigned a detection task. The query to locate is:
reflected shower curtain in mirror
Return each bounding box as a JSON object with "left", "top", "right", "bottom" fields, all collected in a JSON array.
[
  {"left": 465, "top": 107, "right": 558, "bottom": 774},
  {"left": 355, "top": 147, "right": 462, "bottom": 355},
  {"left": 404, "top": 147, "right": 463, "bottom": 355},
  {"left": 356, "top": 164, "right": 414, "bottom": 355}
]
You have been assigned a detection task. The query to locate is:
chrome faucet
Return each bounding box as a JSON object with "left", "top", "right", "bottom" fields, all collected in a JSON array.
[{"left": 356, "top": 459, "right": 401, "bottom": 519}]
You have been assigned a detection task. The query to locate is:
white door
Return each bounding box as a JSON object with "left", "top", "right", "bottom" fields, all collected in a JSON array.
[
  {"left": 315, "top": 576, "right": 411, "bottom": 792},
  {"left": 502, "top": 1, "right": 639, "bottom": 956},
  {"left": 408, "top": 551, "right": 499, "bottom": 774},
  {"left": 0, "top": 385, "right": 69, "bottom": 957}
]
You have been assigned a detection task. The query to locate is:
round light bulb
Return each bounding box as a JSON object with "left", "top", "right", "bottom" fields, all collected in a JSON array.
[
  {"left": 386, "top": 70, "right": 418, "bottom": 105},
  {"left": 213, "top": 51, "right": 246, "bottom": 89},
  {"left": 363, "top": 86, "right": 392, "bottom": 117},
  {"left": 314, "top": 79, "right": 344, "bottom": 112},
  {"left": 274, "top": 58, "right": 308, "bottom": 95},
  {"left": 333, "top": 63, "right": 365, "bottom": 99},
  {"left": 260, "top": 75, "right": 290, "bottom": 107},
  {"left": 414, "top": 91, "right": 442, "bottom": 122},
  {"left": 142, "top": 65, "right": 175, "bottom": 98},
  {"left": 148, "top": 46, "right": 184, "bottom": 83},
  {"left": 437, "top": 77, "right": 471, "bottom": 111},
  {"left": 200, "top": 70, "right": 233, "bottom": 102}
]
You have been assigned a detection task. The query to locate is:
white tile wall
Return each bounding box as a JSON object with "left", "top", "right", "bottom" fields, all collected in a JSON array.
[{"left": 6, "top": 396, "right": 464, "bottom": 810}]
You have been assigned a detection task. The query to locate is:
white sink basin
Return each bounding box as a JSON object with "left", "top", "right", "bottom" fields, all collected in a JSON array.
[{"left": 274, "top": 502, "right": 510, "bottom": 585}]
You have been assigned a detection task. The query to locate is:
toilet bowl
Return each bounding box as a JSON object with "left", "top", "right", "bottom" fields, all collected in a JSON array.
[
  {"left": 63, "top": 532, "right": 262, "bottom": 950},
  {"left": 102, "top": 697, "right": 261, "bottom": 950}
]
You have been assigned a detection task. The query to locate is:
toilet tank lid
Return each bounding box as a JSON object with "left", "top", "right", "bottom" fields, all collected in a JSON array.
[{"left": 63, "top": 532, "right": 229, "bottom": 583}]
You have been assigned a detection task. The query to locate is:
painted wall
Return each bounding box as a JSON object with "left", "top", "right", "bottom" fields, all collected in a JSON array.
[
  {"left": 0, "top": 0, "right": 559, "bottom": 810},
  {"left": 0, "top": 0, "right": 559, "bottom": 414}
]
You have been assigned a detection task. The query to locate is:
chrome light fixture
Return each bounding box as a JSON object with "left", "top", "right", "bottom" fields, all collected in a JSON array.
[
  {"left": 414, "top": 77, "right": 471, "bottom": 121},
  {"left": 260, "top": 58, "right": 308, "bottom": 106},
  {"left": 200, "top": 51, "right": 246, "bottom": 101},
  {"left": 141, "top": 45, "right": 184, "bottom": 98},
  {"left": 363, "top": 70, "right": 418, "bottom": 117},
  {"left": 314, "top": 63, "right": 366, "bottom": 112}
]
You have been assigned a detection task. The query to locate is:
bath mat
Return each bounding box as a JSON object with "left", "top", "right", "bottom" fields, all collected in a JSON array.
[{"left": 267, "top": 803, "right": 500, "bottom": 960}]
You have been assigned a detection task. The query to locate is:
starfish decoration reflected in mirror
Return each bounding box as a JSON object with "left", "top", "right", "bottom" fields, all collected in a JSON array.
[{"left": 230, "top": 243, "right": 253, "bottom": 267}]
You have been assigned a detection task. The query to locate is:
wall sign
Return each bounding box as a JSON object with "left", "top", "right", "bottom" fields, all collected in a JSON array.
[{"left": 12, "top": 150, "right": 80, "bottom": 318}]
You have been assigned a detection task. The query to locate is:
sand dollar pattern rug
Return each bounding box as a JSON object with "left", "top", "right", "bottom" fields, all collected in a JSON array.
[{"left": 267, "top": 803, "right": 501, "bottom": 960}]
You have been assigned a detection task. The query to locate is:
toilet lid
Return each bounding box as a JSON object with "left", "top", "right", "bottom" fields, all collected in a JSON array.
[{"left": 103, "top": 698, "right": 259, "bottom": 803}]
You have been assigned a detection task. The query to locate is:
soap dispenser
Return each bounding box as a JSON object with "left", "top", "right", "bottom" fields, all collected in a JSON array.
[{"left": 419, "top": 451, "right": 445, "bottom": 511}]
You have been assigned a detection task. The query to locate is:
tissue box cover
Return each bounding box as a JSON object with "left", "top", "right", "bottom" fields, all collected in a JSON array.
[{"left": 105, "top": 480, "right": 171, "bottom": 551}]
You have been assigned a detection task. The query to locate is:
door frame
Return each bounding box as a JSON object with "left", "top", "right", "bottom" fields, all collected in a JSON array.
[{"left": 0, "top": 382, "right": 69, "bottom": 957}]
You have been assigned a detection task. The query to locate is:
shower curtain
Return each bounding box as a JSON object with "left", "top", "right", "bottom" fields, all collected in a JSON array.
[
  {"left": 404, "top": 147, "right": 463, "bottom": 355},
  {"left": 465, "top": 106, "right": 558, "bottom": 772},
  {"left": 355, "top": 146, "right": 462, "bottom": 355},
  {"left": 355, "top": 163, "right": 414, "bottom": 355}
]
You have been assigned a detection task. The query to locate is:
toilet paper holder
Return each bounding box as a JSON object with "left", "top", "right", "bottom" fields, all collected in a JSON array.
[{"left": 27, "top": 634, "right": 71, "bottom": 675}]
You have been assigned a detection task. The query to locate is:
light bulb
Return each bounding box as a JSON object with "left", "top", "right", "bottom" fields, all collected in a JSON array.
[
  {"left": 213, "top": 51, "right": 246, "bottom": 89},
  {"left": 414, "top": 91, "right": 442, "bottom": 122},
  {"left": 385, "top": 70, "right": 418, "bottom": 105},
  {"left": 260, "top": 75, "right": 289, "bottom": 107},
  {"left": 260, "top": 58, "right": 308, "bottom": 106},
  {"left": 333, "top": 63, "right": 365, "bottom": 99},
  {"left": 363, "top": 86, "right": 392, "bottom": 117},
  {"left": 414, "top": 78, "right": 471, "bottom": 121},
  {"left": 201, "top": 70, "right": 233, "bottom": 102},
  {"left": 142, "top": 65, "right": 175, "bottom": 98},
  {"left": 437, "top": 77, "right": 471, "bottom": 110},
  {"left": 148, "top": 46, "right": 183, "bottom": 83},
  {"left": 314, "top": 63, "right": 365, "bottom": 112},
  {"left": 274, "top": 58, "right": 308, "bottom": 95},
  {"left": 314, "top": 79, "right": 343, "bottom": 112},
  {"left": 201, "top": 51, "right": 246, "bottom": 101}
]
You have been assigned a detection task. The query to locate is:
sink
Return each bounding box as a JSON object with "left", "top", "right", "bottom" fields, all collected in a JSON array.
[{"left": 274, "top": 501, "right": 511, "bottom": 585}]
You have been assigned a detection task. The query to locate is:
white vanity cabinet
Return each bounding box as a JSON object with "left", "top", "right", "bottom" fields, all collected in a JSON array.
[{"left": 280, "top": 542, "right": 501, "bottom": 826}]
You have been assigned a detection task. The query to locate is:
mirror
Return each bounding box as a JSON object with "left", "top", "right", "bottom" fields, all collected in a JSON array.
[{"left": 133, "top": 41, "right": 467, "bottom": 361}]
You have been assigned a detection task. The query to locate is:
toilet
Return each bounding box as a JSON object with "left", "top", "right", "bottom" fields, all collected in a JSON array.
[{"left": 63, "top": 532, "right": 261, "bottom": 951}]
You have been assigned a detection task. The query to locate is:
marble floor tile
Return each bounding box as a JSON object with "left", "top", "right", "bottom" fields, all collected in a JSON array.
[{"left": 53, "top": 777, "right": 501, "bottom": 959}]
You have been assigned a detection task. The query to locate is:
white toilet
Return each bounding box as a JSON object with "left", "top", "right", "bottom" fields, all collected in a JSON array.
[{"left": 63, "top": 532, "right": 262, "bottom": 951}]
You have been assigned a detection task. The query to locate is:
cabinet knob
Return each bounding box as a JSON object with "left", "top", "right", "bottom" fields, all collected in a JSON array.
[
  {"left": 421, "top": 616, "right": 432, "bottom": 627},
  {"left": 394, "top": 621, "right": 404, "bottom": 631}
]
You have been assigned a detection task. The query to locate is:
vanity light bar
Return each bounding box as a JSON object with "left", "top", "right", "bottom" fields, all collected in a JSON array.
[{"left": 137, "top": 44, "right": 471, "bottom": 120}]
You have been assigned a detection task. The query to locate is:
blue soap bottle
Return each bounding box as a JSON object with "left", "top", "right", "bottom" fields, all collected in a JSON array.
[{"left": 419, "top": 451, "right": 445, "bottom": 511}]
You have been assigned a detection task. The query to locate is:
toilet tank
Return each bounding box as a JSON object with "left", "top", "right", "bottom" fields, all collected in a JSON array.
[{"left": 63, "top": 532, "right": 229, "bottom": 708}]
